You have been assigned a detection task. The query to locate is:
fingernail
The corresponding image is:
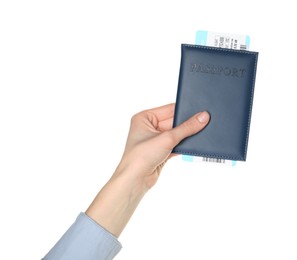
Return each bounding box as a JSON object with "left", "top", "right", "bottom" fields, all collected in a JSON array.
[{"left": 197, "top": 111, "right": 210, "bottom": 123}]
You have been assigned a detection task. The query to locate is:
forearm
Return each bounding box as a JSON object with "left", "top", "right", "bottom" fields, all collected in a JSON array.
[{"left": 85, "top": 163, "right": 148, "bottom": 238}]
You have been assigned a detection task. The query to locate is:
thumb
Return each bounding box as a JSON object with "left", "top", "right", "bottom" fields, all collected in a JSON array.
[{"left": 164, "top": 111, "right": 210, "bottom": 149}]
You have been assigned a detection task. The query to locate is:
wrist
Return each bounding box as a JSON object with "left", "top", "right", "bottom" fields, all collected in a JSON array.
[
  {"left": 113, "top": 157, "right": 152, "bottom": 194},
  {"left": 85, "top": 164, "right": 148, "bottom": 237}
]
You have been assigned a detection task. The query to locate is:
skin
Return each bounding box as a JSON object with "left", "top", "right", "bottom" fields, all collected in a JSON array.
[{"left": 85, "top": 103, "right": 210, "bottom": 237}]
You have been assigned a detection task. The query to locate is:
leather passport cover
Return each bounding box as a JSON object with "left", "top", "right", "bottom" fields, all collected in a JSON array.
[{"left": 172, "top": 44, "right": 258, "bottom": 161}]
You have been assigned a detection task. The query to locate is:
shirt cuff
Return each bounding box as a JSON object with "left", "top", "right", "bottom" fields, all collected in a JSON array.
[{"left": 43, "top": 212, "right": 122, "bottom": 260}]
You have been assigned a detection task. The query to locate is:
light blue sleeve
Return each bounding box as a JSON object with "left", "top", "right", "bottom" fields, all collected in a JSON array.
[{"left": 43, "top": 212, "right": 122, "bottom": 260}]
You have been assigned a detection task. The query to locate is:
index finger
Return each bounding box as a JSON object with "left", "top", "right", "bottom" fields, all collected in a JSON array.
[{"left": 146, "top": 103, "right": 175, "bottom": 121}]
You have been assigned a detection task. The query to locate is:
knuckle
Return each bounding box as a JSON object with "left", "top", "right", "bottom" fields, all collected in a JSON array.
[
  {"left": 130, "top": 112, "right": 142, "bottom": 124},
  {"left": 161, "top": 131, "right": 178, "bottom": 147}
]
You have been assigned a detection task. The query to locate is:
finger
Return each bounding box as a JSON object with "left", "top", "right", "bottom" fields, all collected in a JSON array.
[
  {"left": 157, "top": 117, "right": 174, "bottom": 131},
  {"left": 172, "top": 111, "right": 210, "bottom": 143},
  {"left": 161, "top": 111, "right": 210, "bottom": 149},
  {"left": 146, "top": 103, "right": 175, "bottom": 121}
]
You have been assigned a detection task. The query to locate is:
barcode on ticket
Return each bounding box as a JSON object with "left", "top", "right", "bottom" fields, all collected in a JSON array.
[
  {"left": 196, "top": 30, "right": 250, "bottom": 51},
  {"left": 182, "top": 155, "right": 237, "bottom": 166},
  {"left": 202, "top": 157, "right": 225, "bottom": 163}
]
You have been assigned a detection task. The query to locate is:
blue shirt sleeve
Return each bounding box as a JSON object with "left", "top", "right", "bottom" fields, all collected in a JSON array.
[{"left": 43, "top": 212, "right": 122, "bottom": 260}]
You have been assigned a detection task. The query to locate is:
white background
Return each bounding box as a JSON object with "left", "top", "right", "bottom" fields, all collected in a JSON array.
[{"left": 0, "top": 1, "right": 296, "bottom": 259}]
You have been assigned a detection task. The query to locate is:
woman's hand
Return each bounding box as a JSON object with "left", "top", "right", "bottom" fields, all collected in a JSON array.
[{"left": 118, "top": 103, "right": 210, "bottom": 190}]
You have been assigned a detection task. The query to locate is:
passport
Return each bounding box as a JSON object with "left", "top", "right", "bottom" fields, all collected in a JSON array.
[{"left": 172, "top": 44, "right": 259, "bottom": 161}]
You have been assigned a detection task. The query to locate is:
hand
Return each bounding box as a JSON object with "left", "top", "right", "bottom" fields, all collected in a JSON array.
[
  {"left": 86, "top": 103, "right": 210, "bottom": 237},
  {"left": 118, "top": 103, "right": 210, "bottom": 190}
]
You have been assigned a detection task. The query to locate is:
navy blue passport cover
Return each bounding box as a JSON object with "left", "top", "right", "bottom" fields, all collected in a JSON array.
[{"left": 172, "top": 44, "right": 258, "bottom": 161}]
